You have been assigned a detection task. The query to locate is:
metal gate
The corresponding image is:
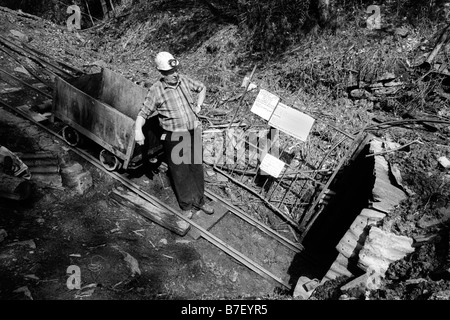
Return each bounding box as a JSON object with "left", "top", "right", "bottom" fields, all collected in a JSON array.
[{"left": 206, "top": 82, "right": 367, "bottom": 243}]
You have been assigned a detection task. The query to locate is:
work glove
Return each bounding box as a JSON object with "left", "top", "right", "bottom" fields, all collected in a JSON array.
[{"left": 134, "top": 129, "right": 145, "bottom": 146}]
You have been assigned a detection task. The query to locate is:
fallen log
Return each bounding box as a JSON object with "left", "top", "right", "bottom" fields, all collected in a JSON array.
[
  {"left": 0, "top": 172, "right": 32, "bottom": 200},
  {"left": 110, "top": 186, "right": 190, "bottom": 236}
]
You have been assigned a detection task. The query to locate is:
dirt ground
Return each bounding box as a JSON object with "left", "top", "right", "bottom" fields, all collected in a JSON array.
[
  {"left": 0, "top": 102, "right": 291, "bottom": 300},
  {"left": 0, "top": 5, "right": 304, "bottom": 302},
  {"left": 0, "top": 34, "right": 298, "bottom": 300},
  {"left": 1, "top": 2, "right": 450, "bottom": 303}
]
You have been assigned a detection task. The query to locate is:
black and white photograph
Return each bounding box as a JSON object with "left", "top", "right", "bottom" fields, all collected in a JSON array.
[{"left": 0, "top": 0, "right": 449, "bottom": 308}]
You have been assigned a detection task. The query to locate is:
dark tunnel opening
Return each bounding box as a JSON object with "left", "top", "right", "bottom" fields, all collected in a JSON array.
[{"left": 286, "top": 141, "right": 375, "bottom": 290}]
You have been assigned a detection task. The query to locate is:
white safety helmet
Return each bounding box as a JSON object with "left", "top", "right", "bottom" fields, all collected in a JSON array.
[{"left": 154, "top": 51, "right": 179, "bottom": 71}]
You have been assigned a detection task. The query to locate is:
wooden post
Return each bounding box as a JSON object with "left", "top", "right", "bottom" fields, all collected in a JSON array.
[
  {"left": 0, "top": 172, "right": 32, "bottom": 201},
  {"left": 100, "top": 0, "right": 109, "bottom": 19},
  {"left": 85, "top": 1, "right": 95, "bottom": 26},
  {"left": 110, "top": 186, "right": 191, "bottom": 236},
  {"left": 108, "top": 0, "right": 116, "bottom": 16}
]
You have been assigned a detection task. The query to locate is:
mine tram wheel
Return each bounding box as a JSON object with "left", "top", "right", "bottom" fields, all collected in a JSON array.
[
  {"left": 62, "top": 126, "right": 83, "bottom": 147},
  {"left": 99, "top": 149, "right": 122, "bottom": 171}
]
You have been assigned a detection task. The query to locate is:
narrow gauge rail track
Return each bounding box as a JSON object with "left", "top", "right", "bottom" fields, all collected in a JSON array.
[
  {"left": 0, "top": 98, "right": 298, "bottom": 290},
  {"left": 0, "top": 38, "right": 310, "bottom": 290}
]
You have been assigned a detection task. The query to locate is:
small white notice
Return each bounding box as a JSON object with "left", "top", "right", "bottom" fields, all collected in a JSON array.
[
  {"left": 241, "top": 76, "right": 258, "bottom": 91},
  {"left": 259, "top": 154, "right": 285, "bottom": 178},
  {"left": 269, "top": 103, "right": 315, "bottom": 142},
  {"left": 250, "top": 89, "right": 280, "bottom": 121}
]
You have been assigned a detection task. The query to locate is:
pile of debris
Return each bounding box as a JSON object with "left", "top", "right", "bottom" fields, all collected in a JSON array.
[
  {"left": 293, "top": 137, "right": 450, "bottom": 300},
  {"left": 347, "top": 24, "right": 450, "bottom": 118}
]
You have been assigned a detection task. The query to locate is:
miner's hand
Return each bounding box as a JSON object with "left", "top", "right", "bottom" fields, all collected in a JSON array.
[{"left": 134, "top": 129, "right": 145, "bottom": 146}]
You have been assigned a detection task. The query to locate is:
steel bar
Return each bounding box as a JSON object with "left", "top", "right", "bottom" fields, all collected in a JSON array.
[
  {"left": 217, "top": 164, "right": 331, "bottom": 178},
  {"left": 266, "top": 141, "right": 290, "bottom": 201},
  {"left": 0, "top": 68, "right": 53, "bottom": 99},
  {"left": 205, "top": 188, "right": 304, "bottom": 253},
  {"left": 259, "top": 130, "right": 283, "bottom": 197},
  {"left": 113, "top": 172, "right": 292, "bottom": 289},
  {"left": 0, "top": 35, "right": 73, "bottom": 79},
  {"left": 0, "top": 46, "right": 53, "bottom": 88},
  {"left": 229, "top": 128, "right": 248, "bottom": 176},
  {"left": 238, "top": 130, "right": 261, "bottom": 183},
  {"left": 22, "top": 42, "right": 84, "bottom": 75},
  {"left": 251, "top": 129, "right": 280, "bottom": 185},
  {"left": 291, "top": 135, "right": 348, "bottom": 217},
  {"left": 213, "top": 165, "right": 301, "bottom": 230}
]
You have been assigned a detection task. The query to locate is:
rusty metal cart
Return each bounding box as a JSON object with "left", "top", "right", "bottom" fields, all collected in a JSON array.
[{"left": 52, "top": 68, "right": 162, "bottom": 171}]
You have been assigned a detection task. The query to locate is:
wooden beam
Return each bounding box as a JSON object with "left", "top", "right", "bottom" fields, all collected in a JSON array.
[{"left": 110, "top": 186, "right": 191, "bottom": 236}]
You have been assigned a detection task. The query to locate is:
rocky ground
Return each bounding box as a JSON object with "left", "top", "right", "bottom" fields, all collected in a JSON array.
[{"left": 1, "top": 2, "right": 450, "bottom": 302}]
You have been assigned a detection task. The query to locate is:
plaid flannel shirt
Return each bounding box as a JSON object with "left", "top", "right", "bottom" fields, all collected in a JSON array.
[{"left": 138, "top": 74, "right": 205, "bottom": 132}]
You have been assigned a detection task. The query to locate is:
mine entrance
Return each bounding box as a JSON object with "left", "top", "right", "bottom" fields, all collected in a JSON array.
[
  {"left": 286, "top": 139, "right": 375, "bottom": 283},
  {"left": 207, "top": 85, "right": 369, "bottom": 245}
]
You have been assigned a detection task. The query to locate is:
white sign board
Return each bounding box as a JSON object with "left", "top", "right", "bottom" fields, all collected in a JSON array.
[
  {"left": 250, "top": 89, "right": 280, "bottom": 121},
  {"left": 259, "top": 154, "right": 285, "bottom": 178},
  {"left": 269, "top": 103, "right": 315, "bottom": 142}
]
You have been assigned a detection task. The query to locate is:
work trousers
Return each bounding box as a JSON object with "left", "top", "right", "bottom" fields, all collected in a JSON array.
[{"left": 161, "top": 128, "right": 205, "bottom": 211}]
